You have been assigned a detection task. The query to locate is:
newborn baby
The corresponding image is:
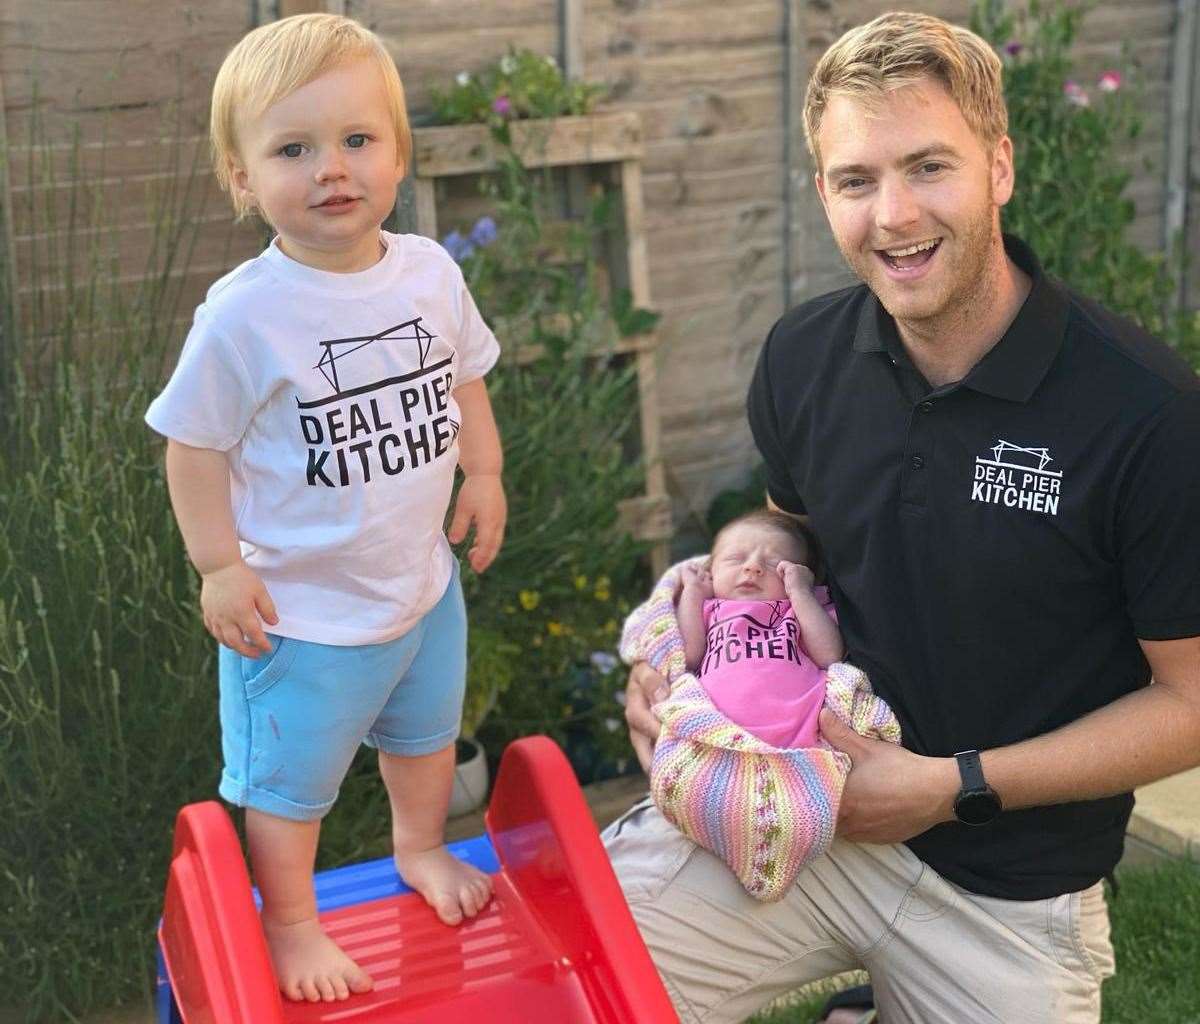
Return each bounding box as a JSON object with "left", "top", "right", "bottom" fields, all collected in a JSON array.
[{"left": 677, "top": 509, "right": 843, "bottom": 749}]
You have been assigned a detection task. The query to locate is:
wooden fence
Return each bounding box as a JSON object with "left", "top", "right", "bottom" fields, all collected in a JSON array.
[{"left": 3, "top": 0, "right": 1197, "bottom": 529}]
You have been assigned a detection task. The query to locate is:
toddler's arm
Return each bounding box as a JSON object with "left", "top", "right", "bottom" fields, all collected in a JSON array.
[
  {"left": 778, "top": 561, "right": 845, "bottom": 668},
  {"left": 447, "top": 379, "right": 506, "bottom": 573},
  {"left": 678, "top": 564, "right": 713, "bottom": 673},
  {"left": 165, "top": 439, "right": 278, "bottom": 657}
]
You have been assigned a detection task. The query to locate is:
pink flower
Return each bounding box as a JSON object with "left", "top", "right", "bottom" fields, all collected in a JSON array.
[
  {"left": 491, "top": 95, "right": 513, "bottom": 117},
  {"left": 1098, "top": 71, "right": 1122, "bottom": 93},
  {"left": 1063, "top": 80, "right": 1090, "bottom": 107}
]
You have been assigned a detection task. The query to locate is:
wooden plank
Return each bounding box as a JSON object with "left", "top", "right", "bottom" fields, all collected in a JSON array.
[
  {"left": 4, "top": 135, "right": 211, "bottom": 183},
  {"left": 1163, "top": 0, "right": 1198, "bottom": 316},
  {"left": 589, "top": 48, "right": 783, "bottom": 95},
  {"left": 412, "top": 177, "right": 438, "bottom": 239},
  {"left": 369, "top": 1, "right": 557, "bottom": 35},
  {"left": 561, "top": 0, "right": 585, "bottom": 79},
  {"left": 0, "top": 60, "right": 19, "bottom": 345},
  {"left": 412, "top": 112, "right": 643, "bottom": 178},
  {"left": 278, "top": 0, "right": 325, "bottom": 15},
  {"left": 642, "top": 164, "right": 783, "bottom": 208},
  {"left": 584, "top": 4, "right": 782, "bottom": 52},
  {"left": 618, "top": 157, "right": 670, "bottom": 575}
]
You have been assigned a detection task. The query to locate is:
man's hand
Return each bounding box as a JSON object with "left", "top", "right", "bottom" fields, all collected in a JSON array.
[
  {"left": 201, "top": 562, "right": 279, "bottom": 658},
  {"left": 820, "top": 709, "right": 958, "bottom": 843},
  {"left": 625, "top": 662, "right": 670, "bottom": 772},
  {"left": 777, "top": 560, "right": 815, "bottom": 592},
  {"left": 448, "top": 473, "right": 507, "bottom": 573}
]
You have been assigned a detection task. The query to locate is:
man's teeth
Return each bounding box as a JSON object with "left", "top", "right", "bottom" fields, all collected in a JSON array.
[{"left": 884, "top": 239, "right": 939, "bottom": 257}]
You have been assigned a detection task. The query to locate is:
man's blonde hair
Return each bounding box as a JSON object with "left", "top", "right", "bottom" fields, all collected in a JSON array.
[
  {"left": 804, "top": 11, "right": 1007, "bottom": 171},
  {"left": 210, "top": 13, "right": 412, "bottom": 217}
]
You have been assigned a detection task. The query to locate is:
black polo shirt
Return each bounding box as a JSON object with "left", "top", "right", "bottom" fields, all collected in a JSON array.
[{"left": 747, "top": 236, "right": 1200, "bottom": 900}]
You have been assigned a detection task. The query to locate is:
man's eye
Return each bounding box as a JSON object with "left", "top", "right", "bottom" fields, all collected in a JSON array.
[
  {"left": 346, "top": 133, "right": 368, "bottom": 148},
  {"left": 919, "top": 162, "right": 944, "bottom": 174},
  {"left": 839, "top": 177, "right": 867, "bottom": 192},
  {"left": 280, "top": 143, "right": 304, "bottom": 158}
]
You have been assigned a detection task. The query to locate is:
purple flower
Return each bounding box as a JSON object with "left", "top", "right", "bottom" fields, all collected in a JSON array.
[
  {"left": 1063, "top": 80, "right": 1090, "bottom": 107},
  {"left": 1098, "top": 70, "right": 1122, "bottom": 93},
  {"left": 1004, "top": 41, "right": 1023, "bottom": 57},
  {"left": 468, "top": 215, "right": 498, "bottom": 248},
  {"left": 441, "top": 229, "right": 475, "bottom": 263},
  {"left": 491, "top": 94, "right": 513, "bottom": 117},
  {"left": 590, "top": 650, "right": 619, "bottom": 674}
]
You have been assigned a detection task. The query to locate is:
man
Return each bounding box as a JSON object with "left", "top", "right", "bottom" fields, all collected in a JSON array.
[{"left": 606, "top": 12, "right": 1200, "bottom": 1024}]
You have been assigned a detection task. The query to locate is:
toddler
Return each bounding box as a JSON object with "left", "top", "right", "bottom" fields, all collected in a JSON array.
[
  {"left": 146, "top": 15, "right": 504, "bottom": 1003},
  {"left": 677, "top": 509, "right": 844, "bottom": 744}
]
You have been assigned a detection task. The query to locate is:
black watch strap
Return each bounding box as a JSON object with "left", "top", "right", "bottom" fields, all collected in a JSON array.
[{"left": 955, "top": 749, "right": 987, "bottom": 792}]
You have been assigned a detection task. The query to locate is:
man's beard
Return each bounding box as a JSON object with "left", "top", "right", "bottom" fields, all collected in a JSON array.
[{"left": 842, "top": 190, "right": 1001, "bottom": 332}]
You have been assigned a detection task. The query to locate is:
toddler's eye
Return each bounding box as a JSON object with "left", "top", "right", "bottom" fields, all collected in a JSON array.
[
  {"left": 346, "top": 133, "right": 368, "bottom": 149},
  {"left": 280, "top": 143, "right": 304, "bottom": 158}
]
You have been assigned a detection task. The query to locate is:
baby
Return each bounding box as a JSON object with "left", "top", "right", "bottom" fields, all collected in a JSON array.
[
  {"left": 630, "top": 509, "right": 899, "bottom": 900},
  {"left": 677, "top": 509, "right": 844, "bottom": 747},
  {"left": 146, "top": 14, "right": 503, "bottom": 1003}
]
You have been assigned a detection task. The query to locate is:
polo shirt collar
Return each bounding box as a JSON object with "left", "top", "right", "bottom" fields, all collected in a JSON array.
[{"left": 851, "top": 234, "right": 1069, "bottom": 403}]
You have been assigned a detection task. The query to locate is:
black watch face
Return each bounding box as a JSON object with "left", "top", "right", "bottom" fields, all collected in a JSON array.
[{"left": 955, "top": 790, "right": 1002, "bottom": 826}]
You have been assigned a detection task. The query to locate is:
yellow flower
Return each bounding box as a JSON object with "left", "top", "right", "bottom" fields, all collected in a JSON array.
[
  {"left": 547, "top": 621, "right": 565, "bottom": 636},
  {"left": 604, "top": 619, "right": 618, "bottom": 634},
  {"left": 532, "top": 634, "right": 543, "bottom": 647},
  {"left": 574, "top": 574, "right": 589, "bottom": 590},
  {"left": 519, "top": 589, "right": 540, "bottom": 611},
  {"left": 594, "top": 586, "right": 611, "bottom": 602}
]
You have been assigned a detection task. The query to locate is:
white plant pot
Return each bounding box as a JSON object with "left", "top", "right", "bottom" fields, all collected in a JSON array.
[{"left": 449, "top": 737, "right": 489, "bottom": 818}]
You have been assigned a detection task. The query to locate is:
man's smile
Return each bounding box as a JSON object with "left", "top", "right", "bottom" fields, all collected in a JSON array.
[{"left": 877, "top": 237, "right": 942, "bottom": 271}]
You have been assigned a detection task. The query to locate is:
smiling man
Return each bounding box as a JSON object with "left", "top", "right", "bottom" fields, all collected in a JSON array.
[{"left": 608, "top": 11, "right": 1200, "bottom": 1024}]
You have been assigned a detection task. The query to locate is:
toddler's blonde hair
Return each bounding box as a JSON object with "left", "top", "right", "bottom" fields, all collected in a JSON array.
[
  {"left": 210, "top": 13, "right": 412, "bottom": 218},
  {"left": 804, "top": 11, "right": 1007, "bottom": 171}
]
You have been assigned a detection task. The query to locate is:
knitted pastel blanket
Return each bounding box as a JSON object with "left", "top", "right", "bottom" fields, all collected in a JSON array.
[{"left": 620, "top": 557, "right": 901, "bottom": 902}]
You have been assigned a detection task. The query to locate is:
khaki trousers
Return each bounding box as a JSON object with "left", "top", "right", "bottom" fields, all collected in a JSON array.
[{"left": 602, "top": 797, "right": 1115, "bottom": 1024}]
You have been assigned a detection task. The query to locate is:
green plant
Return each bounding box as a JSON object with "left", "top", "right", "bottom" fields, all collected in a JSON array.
[
  {"left": 429, "top": 48, "right": 603, "bottom": 128},
  {"left": 972, "top": 0, "right": 1200, "bottom": 363}
]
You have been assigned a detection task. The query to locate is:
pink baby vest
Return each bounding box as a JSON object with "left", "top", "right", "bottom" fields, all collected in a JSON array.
[{"left": 698, "top": 590, "right": 836, "bottom": 749}]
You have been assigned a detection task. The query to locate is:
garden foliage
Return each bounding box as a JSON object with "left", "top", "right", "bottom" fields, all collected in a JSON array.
[{"left": 972, "top": 0, "right": 1199, "bottom": 360}]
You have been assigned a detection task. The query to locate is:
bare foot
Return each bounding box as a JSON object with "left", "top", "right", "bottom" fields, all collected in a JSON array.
[
  {"left": 262, "top": 915, "right": 373, "bottom": 1002},
  {"left": 394, "top": 845, "right": 493, "bottom": 925}
]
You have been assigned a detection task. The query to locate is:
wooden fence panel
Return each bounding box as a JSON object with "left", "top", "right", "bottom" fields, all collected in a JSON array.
[{"left": 1, "top": 0, "right": 1194, "bottom": 529}]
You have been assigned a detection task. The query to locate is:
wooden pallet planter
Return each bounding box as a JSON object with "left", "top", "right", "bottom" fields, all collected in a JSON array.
[{"left": 405, "top": 111, "right": 670, "bottom": 575}]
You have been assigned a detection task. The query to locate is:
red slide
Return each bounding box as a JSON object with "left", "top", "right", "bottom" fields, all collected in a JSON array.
[{"left": 158, "top": 736, "right": 678, "bottom": 1023}]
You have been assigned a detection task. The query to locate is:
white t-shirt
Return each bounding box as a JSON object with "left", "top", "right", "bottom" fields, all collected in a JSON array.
[{"left": 146, "top": 232, "right": 499, "bottom": 645}]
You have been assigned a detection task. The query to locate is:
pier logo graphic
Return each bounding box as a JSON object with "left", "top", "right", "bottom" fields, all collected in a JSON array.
[
  {"left": 970, "top": 439, "right": 1062, "bottom": 516},
  {"left": 294, "top": 317, "right": 460, "bottom": 488}
]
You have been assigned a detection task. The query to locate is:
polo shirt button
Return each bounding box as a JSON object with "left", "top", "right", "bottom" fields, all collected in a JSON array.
[
  {"left": 910, "top": 454, "right": 925, "bottom": 470},
  {"left": 918, "top": 401, "right": 934, "bottom": 413}
]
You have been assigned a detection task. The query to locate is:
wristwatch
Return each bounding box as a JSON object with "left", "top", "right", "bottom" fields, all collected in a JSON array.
[{"left": 953, "top": 749, "right": 1003, "bottom": 826}]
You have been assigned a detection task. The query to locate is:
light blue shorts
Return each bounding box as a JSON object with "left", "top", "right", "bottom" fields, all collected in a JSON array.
[{"left": 217, "top": 565, "right": 466, "bottom": 822}]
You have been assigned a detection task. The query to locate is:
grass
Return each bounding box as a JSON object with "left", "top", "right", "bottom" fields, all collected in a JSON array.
[{"left": 749, "top": 860, "right": 1200, "bottom": 1024}]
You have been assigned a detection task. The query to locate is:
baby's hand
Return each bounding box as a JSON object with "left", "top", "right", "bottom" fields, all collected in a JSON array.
[
  {"left": 777, "top": 560, "right": 815, "bottom": 592},
  {"left": 681, "top": 563, "right": 714, "bottom": 598},
  {"left": 448, "top": 473, "right": 507, "bottom": 573},
  {"left": 200, "top": 562, "right": 278, "bottom": 658}
]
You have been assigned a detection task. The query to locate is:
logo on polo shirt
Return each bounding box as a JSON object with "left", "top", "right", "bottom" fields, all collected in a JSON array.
[{"left": 971, "top": 439, "right": 1062, "bottom": 516}]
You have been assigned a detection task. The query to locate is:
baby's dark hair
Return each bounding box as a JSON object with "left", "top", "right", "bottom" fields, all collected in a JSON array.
[{"left": 711, "top": 509, "right": 822, "bottom": 574}]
